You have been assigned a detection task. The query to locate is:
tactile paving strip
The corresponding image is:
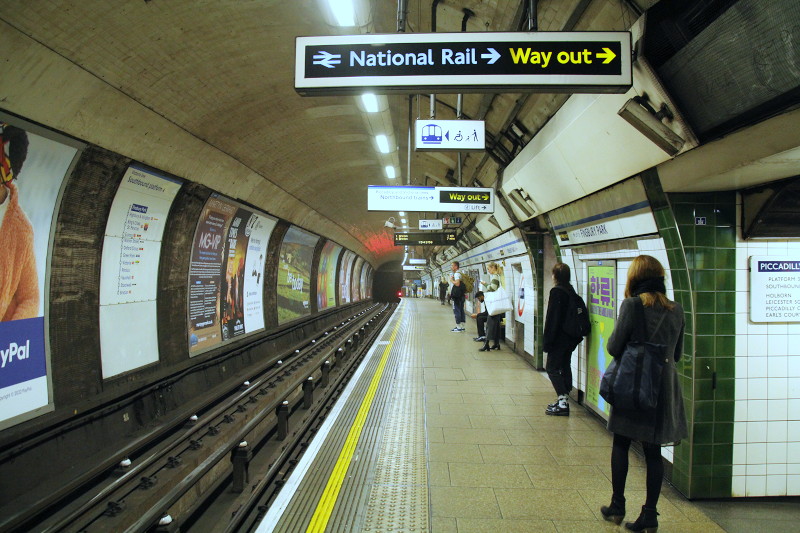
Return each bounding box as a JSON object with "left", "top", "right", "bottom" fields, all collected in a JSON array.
[
  {"left": 267, "top": 300, "right": 429, "bottom": 533},
  {"left": 360, "top": 299, "right": 428, "bottom": 532}
]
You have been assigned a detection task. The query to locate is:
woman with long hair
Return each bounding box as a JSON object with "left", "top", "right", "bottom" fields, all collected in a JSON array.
[{"left": 600, "top": 255, "right": 688, "bottom": 532}]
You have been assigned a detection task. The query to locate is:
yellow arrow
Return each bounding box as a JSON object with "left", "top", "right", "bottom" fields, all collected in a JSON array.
[
  {"left": 482, "top": 194, "right": 489, "bottom": 200},
  {"left": 596, "top": 47, "right": 616, "bottom": 64}
]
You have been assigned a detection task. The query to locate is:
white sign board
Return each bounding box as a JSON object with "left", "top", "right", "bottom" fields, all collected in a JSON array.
[
  {"left": 419, "top": 219, "right": 443, "bottom": 230},
  {"left": 415, "top": 120, "right": 484, "bottom": 151},
  {"left": 403, "top": 265, "right": 426, "bottom": 271},
  {"left": 368, "top": 185, "right": 494, "bottom": 213},
  {"left": 749, "top": 257, "right": 800, "bottom": 322},
  {"left": 408, "top": 258, "right": 427, "bottom": 265}
]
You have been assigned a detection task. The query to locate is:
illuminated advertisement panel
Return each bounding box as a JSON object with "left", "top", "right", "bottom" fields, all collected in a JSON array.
[
  {"left": 586, "top": 262, "right": 617, "bottom": 418},
  {"left": 0, "top": 117, "right": 81, "bottom": 429},
  {"left": 99, "top": 166, "right": 181, "bottom": 377},
  {"left": 188, "top": 194, "right": 276, "bottom": 354},
  {"left": 351, "top": 257, "right": 364, "bottom": 302},
  {"left": 339, "top": 250, "right": 355, "bottom": 304},
  {"left": 277, "top": 226, "right": 319, "bottom": 323},
  {"left": 317, "top": 241, "right": 342, "bottom": 311}
]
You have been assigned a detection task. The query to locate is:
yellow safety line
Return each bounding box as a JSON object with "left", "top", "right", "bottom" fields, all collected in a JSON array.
[{"left": 305, "top": 309, "right": 403, "bottom": 533}]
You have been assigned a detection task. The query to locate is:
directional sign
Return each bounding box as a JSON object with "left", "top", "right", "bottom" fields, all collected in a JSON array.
[
  {"left": 415, "top": 120, "right": 485, "bottom": 151},
  {"left": 394, "top": 232, "right": 458, "bottom": 246},
  {"left": 296, "top": 32, "right": 632, "bottom": 95},
  {"left": 443, "top": 216, "right": 463, "bottom": 225},
  {"left": 368, "top": 186, "right": 494, "bottom": 213},
  {"left": 419, "top": 219, "right": 444, "bottom": 230}
]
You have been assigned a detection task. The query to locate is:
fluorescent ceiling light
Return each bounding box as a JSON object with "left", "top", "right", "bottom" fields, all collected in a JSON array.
[
  {"left": 376, "top": 134, "right": 390, "bottom": 154},
  {"left": 327, "top": 0, "right": 356, "bottom": 26},
  {"left": 385, "top": 165, "right": 396, "bottom": 179},
  {"left": 361, "top": 93, "right": 379, "bottom": 113},
  {"left": 399, "top": 211, "right": 405, "bottom": 216},
  {"left": 401, "top": 218, "right": 407, "bottom": 224}
]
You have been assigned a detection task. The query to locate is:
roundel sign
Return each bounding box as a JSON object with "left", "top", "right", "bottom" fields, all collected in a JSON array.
[{"left": 517, "top": 275, "right": 525, "bottom": 317}]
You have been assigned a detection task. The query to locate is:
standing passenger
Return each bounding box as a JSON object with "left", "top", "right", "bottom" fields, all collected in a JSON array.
[
  {"left": 600, "top": 255, "right": 688, "bottom": 532},
  {"left": 479, "top": 262, "right": 503, "bottom": 351},
  {"left": 543, "top": 263, "right": 582, "bottom": 416},
  {"left": 449, "top": 261, "right": 465, "bottom": 332},
  {"left": 438, "top": 276, "right": 448, "bottom": 305}
]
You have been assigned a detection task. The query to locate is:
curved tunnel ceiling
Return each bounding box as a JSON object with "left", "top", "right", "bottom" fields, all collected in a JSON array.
[{"left": 1, "top": 0, "right": 651, "bottom": 267}]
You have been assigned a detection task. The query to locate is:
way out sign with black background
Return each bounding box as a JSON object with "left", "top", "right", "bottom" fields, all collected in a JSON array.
[{"left": 296, "top": 31, "right": 631, "bottom": 95}]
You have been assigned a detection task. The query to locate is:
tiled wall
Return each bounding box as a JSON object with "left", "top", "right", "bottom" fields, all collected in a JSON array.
[
  {"left": 527, "top": 233, "right": 546, "bottom": 369},
  {"left": 667, "top": 190, "right": 735, "bottom": 498},
  {"left": 731, "top": 195, "right": 800, "bottom": 497}
]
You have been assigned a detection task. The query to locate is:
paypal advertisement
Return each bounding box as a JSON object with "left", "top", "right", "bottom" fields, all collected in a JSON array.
[{"left": 0, "top": 114, "right": 81, "bottom": 429}]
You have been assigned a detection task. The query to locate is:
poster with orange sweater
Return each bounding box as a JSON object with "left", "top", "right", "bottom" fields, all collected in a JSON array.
[{"left": 0, "top": 117, "right": 80, "bottom": 430}]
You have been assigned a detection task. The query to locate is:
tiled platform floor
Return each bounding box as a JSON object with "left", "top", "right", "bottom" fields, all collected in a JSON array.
[{"left": 413, "top": 296, "right": 797, "bottom": 533}]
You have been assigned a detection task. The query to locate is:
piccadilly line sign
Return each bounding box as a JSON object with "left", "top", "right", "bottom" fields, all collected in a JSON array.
[{"left": 296, "top": 31, "right": 632, "bottom": 95}]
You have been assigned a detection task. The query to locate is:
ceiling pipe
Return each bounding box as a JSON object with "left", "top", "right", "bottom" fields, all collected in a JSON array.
[
  {"left": 430, "top": 0, "right": 442, "bottom": 119},
  {"left": 397, "top": 0, "right": 408, "bottom": 32},
  {"left": 527, "top": 0, "right": 538, "bottom": 31},
  {"left": 456, "top": 8, "right": 474, "bottom": 187}
]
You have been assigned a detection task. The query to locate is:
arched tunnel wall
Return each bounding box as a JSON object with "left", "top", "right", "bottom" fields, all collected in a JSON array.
[{"left": 373, "top": 261, "right": 403, "bottom": 303}]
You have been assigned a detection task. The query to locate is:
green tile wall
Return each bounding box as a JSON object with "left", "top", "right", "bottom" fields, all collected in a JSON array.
[{"left": 665, "top": 182, "right": 737, "bottom": 499}]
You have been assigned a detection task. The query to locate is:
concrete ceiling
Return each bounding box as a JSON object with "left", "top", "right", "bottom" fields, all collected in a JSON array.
[{"left": 0, "top": 0, "right": 643, "bottom": 267}]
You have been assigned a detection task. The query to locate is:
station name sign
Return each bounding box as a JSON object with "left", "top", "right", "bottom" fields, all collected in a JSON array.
[
  {"left": 394, "top": 232, "right": 457, "bottom": 246},
  {"left": 368, "top": 185, "right": 494, "bottom": 213},
  {"left": 296, "top": 32, "right": 632, "bottom": 95}
]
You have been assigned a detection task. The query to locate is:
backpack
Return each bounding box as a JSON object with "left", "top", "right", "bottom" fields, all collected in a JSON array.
[
  {"left": 555, "top": 285, "right": 591, "bottom": 339},
  {"left": 459, "top": 272, "right": 475, "bottom": 294}
]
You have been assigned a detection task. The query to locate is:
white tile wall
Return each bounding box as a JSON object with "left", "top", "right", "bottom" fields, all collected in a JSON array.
[{"left": 732, "top": 194, "right": 800, "bottom": 497}]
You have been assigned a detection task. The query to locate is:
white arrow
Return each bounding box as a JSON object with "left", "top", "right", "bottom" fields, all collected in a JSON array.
[
  {"left": 481, "top": 47, "right": 501, "bottom": 65},
  {"left": 312, "top": 50, "right": 341, "bottom": 69}
]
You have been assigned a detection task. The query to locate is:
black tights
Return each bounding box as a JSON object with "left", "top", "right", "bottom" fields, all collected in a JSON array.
[{"left": 611, "top": 433, "right": 664, "bottom": 508}]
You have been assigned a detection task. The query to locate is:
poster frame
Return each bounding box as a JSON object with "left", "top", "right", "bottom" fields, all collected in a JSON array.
[{"left": 583, "top": 260, "right": 617, "bottom": 420}]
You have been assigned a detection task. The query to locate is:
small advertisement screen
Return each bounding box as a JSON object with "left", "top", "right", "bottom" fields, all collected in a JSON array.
[
  {"left": 351, "top": 257, "right": 364, "bottom": 302},
  {"left": 99, "top": 165, "right": 181, "bottom": 378},
  {"left": 188, "top": 194, "right": 276, "bottom": 355},
  {"left": 317, "top": 241, "right": 342, "bottom": 311},
  {"left": 339, "top": 250, "right": 355, "bottom": 304},
  {"left": 0, "top": 118, "right": 80, "bottom": 429},
  {"left": 585, "top": 263, "right": 617, "bottom": 417},
  {"left": 277, "top": 226, "right": 319, "bottom": 324}
]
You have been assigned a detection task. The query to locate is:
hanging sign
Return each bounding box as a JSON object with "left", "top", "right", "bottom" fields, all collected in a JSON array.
[
  {"left": 415, "top": 120, "right": 485, "bottom": 151},
  {"left": 296, "top": 32, "right": 632, "bottom": 95},
  {"left": 368, "top": 185, "right": 494, "bottom": 213}
]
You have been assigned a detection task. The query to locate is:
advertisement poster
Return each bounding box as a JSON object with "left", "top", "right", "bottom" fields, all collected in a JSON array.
[
  {"left": 359, "top": 262, "right": 369, "bottom": 300},
  {"left": 339, "top": 250, "right": 355, "bottom": 304},
  {"left": 188, "top": 195, "right": 238, "bottom": 354},
  {"left": 317, "top": 241, "right": 342, "bottom": 311},
  {"left": 187, "top": 195, "right": 276, "bottom": 354},
  {"left": 99, "top": 165, "right": 181, "bottom": 378},
  {"left": 277, "top": 226, "right": 319, "bottom": 323},
  {"left": 586, "top": 263, "right": 616, "bottom": 417},
  {"left": 0, "top": 118, "right": 80, "bottom": 429},
  {"left": 241, "top": 212, "right": 276, "bottom": 332},
  {"left": 351, "top": 257, "right": 364, "bottom": 302},
  {"left": 220, "top": 208, "right": 277, "bottom": 340}
]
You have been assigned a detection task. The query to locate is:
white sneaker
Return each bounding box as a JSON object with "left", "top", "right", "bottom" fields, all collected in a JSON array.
[{"left": 451, "top": 327, "right": 462, "bottom": 332}]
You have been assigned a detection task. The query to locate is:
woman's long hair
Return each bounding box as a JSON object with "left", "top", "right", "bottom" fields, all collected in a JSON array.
[
  {"left": 624, "top": 255, "right": 675, "bottom": 310},
  {"left": 487, "top": 261, "right": 503, "bottom": 276}
]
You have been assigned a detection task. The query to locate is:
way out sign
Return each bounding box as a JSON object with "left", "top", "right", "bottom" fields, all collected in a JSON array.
[{"left": 295, "top": 31, "right": 631, "bottom": 95}]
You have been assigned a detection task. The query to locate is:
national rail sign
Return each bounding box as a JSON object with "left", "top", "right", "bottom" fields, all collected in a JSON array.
[
  {"left": 295, "top": 32, "right": 632, "bottom": 95},
  {"left": 368, "top": 185, "right": 494, "bottom": 213},
  {"left": 394, "top": 232, "right": 458, "bottom": 246}
]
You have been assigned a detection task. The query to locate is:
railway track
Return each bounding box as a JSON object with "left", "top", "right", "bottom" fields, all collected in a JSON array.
[{"left": 12, "top": 304, "right": 393, "bottom": 533}]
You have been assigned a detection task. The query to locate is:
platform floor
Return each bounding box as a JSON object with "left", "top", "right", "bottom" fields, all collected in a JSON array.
[{"left": 260, "top": 298, "right": 799, "bottom": 532}]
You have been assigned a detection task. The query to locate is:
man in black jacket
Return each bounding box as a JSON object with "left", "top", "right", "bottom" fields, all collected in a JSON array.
[{"left": 543, "top": 263, "right": 582, "bottom": 416}]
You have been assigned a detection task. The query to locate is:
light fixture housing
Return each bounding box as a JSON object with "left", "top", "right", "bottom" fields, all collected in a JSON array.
[
  {"left": 618, "top": 98, "right": 685, "bottom": 156},
  {"left": 385, "top": 165, "right": 396, "bottom": 179},
  {"left": 376, "top": 134, "right": 391, "bottom": 154}
]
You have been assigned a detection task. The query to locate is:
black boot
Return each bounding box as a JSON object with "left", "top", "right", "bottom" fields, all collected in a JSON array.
[
  {"left": 625, "top": 506, "right": 658, "bottom": 532},
  {"left": 600, "top": 496, "right": 626, "bottom": 525},
  {"left": 478, "top": 344, "right": 491, "bottom": 352}
]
